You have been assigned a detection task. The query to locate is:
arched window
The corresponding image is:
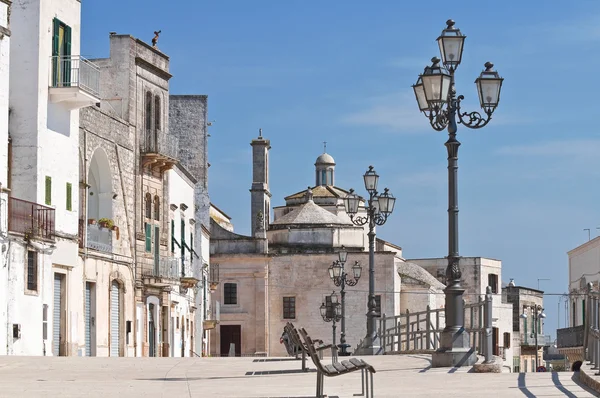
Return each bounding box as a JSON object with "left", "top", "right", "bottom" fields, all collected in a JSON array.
[
  {"left": 154, "top": 95, "right": 161, "bottom": 132},
  {"left": 145, "top": 91, "right": 153, "bottom": 132},
  {"left": 153, "top": 195, "right": 160, "bottom": 221},
  {"left": 145, "top": 193, "right": 152, "bottom": 219}
]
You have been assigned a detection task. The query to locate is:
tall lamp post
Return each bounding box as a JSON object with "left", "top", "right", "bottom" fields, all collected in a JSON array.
[
  {"left": 412, "top": 19, "right": 503, "bottom": 367},
  {"left": 320, "top": 292, "right": 342, "bottom": 349},
  {"left": 344, "top": 166, "right": 396, "bottom": 355},
  {"left": 520, "top": 305, "right": 546, "bottom": 371},
  {"left": 328, "top": 246, "right": 362, "bottom": 356}
]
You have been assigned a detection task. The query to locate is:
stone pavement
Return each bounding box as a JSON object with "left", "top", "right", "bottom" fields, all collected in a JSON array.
[{"left": 0, "top": 354, "right": 596, "bottom": 397}]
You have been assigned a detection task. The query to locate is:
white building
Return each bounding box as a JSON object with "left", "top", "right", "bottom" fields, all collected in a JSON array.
[
  {"left": 0, "top": 0, "right": 11, "bottom": 356},
  {"left": 6, "top": 0, "right": 100, "bottom": 355}
]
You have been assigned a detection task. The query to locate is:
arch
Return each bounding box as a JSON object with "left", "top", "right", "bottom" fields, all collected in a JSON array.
[
  {"left": 572, "top": 360, "right": 582, "bottom": 371},
  {"left": 87, "top": 148, "right": 112, "bottom": 221},
  {"left": 145, "top": 193, "right": 152, "bottom": 219},
  {"left": 146, "top": 295, "right": 160, "bottom": 357}
]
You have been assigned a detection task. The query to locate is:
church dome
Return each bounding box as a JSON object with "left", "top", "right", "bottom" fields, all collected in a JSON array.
[{"left": 315, "top": 153, "right": 335, "bottom": 165}]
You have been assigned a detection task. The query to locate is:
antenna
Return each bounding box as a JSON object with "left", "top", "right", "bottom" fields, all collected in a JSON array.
[
  {"left": 259, "top": 128, "right": 262, "bottom": 138},
  {"left": 323, "top": 141, "right": 327, "bottom": 153},
  {"left": 585, "top": 228, "right": 591, "bottom": 241}
]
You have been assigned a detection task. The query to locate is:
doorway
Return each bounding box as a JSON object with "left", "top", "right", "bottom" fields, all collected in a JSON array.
[
  {"left": 53, "top": 273, "right": 66, "bottom": 356},
  {"left": 85, "top": 282, "right": 96, "bottom": 356},
  {"left": 220, "top": 325, "right": 241, "bottom": 357},
  {"left": 148, "top": 303, "right": 156, "bottom": 357}
]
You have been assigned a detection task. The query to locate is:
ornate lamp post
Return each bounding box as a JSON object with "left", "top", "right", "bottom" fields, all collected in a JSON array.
[
  {"left": 413, "top": 19, "right": 503, "bottom": 367},
  {"left": 520, "top": 306, "right": 546, "bottom": 371},
  {"left": 344, "top": 166, "right": 396, "bottom": 355},
  {"left": 328, "top": 246, "right": 362, "bottom": 356},
  {"left": 320, "top": 292, "right": 342, "bottom": 348}
]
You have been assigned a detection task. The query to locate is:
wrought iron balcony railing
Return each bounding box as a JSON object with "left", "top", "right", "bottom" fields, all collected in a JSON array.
[
  {"left": 86, "top": 223, "right": 113, "bottom": 253},
  {"left": 8, "top": 197, "right": 55, "bottom": 240},
  {"left": 142, "top": 129, "right": 179, "bottom": 161},
  {"left": 141, "top": 255, "right": 180, "bottom": 279},
  {"left": 50, "top": 55, "right": 100, "bottom": 98}
]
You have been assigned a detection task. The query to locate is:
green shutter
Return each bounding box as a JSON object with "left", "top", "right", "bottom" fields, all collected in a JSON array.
[
  {"left": 66, "top": 183, "right": 72, "bottom": 211},
  {"left": 145, "top": 223, "right": 152, "bottom": 252},
  {"left": 190, "top": 232, "right": 193, "bottom": 265},
  {"left": 524, "top": 315, "right": 527, "bottom": 344},
  {"left": 52, "top": 19, "right": 60, "bottom": 86},
  {"left": 181, "top": 220, "right": 185, "bottom": 257},
  {"left": 64, "top": 24, "right": 72, "bottom": 85},
  {"left": 45, "top": 176, "right": 52, "bottom": 205},
  {"left": 171, "top": 220, "right": 175, "bottom": 253}
]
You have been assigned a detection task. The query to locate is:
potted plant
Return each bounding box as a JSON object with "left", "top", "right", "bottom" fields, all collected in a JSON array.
[
  {"left": 88, "top": 218, "right": 97, "bottom": 225},
  {"left": 98, "top": 218, "right": 114, "bottom": 229}
]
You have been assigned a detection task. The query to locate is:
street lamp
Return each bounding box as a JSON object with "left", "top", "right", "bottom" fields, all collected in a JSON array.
[
  {"left": 520, "top": 306, "right": 546, "bottom": 371},
  {"left": 328, "top": 246, "right": 362, "bottom": 356},
  {"left": 343, "top": 166, "right": 396, "bottom": 355},
  {"left": 320, "top": 291, "right": 342, "bottom": 350},
  {"left": 412, "top": 19, "right": 503, "bottom": 367}
]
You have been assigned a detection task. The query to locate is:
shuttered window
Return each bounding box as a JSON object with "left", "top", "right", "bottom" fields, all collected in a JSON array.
[
  {"left": 171, "top": 220, "right": 175, "bottom": 253},
  {"left": 488, "top": 274, "right": 498, "bottom": 294},
  {"left": 504, "top": 332, "right": 511, "bottom": 349},
  {"left": 224, "top": 283, "right": 237, "bottom": 305},
  {"left": 66, "top": 182, "right": 72, "bottom": 211},
  {"left": 45, "top": 176, "right": 52, "bottom": 205},
  {"left": 26, "top": 250, "right": 37, "bottom": 291},
  {"left": 374, "top": 295, "right": 382, "bottom": 317},
  {"left": 283, "top": 297, "right": 295, "bottom": 319},
  {"left": 145, "top": 223, "right": 152, "bottom": 252}
]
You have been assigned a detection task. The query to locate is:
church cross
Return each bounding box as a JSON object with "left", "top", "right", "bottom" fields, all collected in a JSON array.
[{"left": 323, "top": 141, "right": 327, "bottom": 153}]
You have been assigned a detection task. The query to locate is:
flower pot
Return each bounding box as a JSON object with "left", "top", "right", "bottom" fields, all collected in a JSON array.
[{"left": 88, "top": 219, "right": 97, "bottom": 225}]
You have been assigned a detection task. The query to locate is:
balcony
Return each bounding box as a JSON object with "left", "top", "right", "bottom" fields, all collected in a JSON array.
[
  {"left": 141, "top": 255, "right": 181, "bottom": 288},
  {"left": 48, "top": 56, "right": 100, "bottom": 109},
  {"left": 180, "top": 259, "right": 199, "bottom": 289},
  {"left": 8, "top": 197, "right": 55, "bottom": 241},
  {"left": 521, "top": 333, "right": 552, "bottom": 347},
  {"left": 86, "top": 223, "right": 113, "bottom": 253},
  {"left": 557, "top": 325, "right": 584, "bottom": 349},
  {"left": 141, "top": 130, "right": 178, "bottom": 169}
]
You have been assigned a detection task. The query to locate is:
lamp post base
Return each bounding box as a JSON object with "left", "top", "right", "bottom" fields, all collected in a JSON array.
[
  {"left": 431, "top": 327, "right": 477, "bottom": 367},
  {"left": 354, "top": 336, "right": 382, "bottom": 356}
]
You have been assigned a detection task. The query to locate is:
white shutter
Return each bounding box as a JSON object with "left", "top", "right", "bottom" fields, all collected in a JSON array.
[
  {"left": 85, "top": 283, "right": 91, "bottom": 356},
  {"left": 53, "top": 275, "right": 62, "bottom": 356},
  {"left": 110, "top": 281, "right": 120, "bottom": 357}
]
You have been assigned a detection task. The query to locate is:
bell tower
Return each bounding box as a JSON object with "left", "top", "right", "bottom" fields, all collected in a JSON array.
[{"left": 250, "top": 129, "right": 271, "bottom": 237}]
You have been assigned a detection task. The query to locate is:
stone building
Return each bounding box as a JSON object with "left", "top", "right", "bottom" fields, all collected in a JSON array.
[
  {"left": 503, "top": 281, "right": 549, "bottom": 373},
  {"left": 78, "top": 36, "right": 212, "bottom": 357},
  {"left": 5, "top": 0, "right": 101, "bottom": 356},
  {"left": 210, "top": 131, "right": 446, "bottom": 357}
]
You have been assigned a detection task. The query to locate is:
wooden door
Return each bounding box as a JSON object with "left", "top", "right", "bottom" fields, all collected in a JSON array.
[{"left": 220, "top": 325, "right": 241, "bottom": 357}]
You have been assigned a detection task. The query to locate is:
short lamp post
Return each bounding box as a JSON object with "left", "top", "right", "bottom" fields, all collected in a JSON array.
[
  {"left": 520, "top": 306, "right": 546, "bottom": 371},
  {"left": 328, "top": 246, "right": 362, "bottom": 356},
  {"left": 320, "top": 292, "right": 342, "bottom": 349},
  {"left": 344, "top": 166, "right": 396, "bottom": 355},
  {"left": 412, "top": 19, "right": 503, "bottom": 367}
]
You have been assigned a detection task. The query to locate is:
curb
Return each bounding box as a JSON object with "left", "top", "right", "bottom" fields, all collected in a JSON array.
[{"left": 579, "top": 363, "right": 600, "bottom": 395}]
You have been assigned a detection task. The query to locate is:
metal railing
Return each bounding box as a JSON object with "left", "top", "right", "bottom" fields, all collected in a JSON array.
[
  {"left": 369, "top": 287, "right": 494, "bottom": 361},
  {"left": 86, "top": 223, "right": 113, "bottom": 253},
  {"left": 181, "top": 258, "right": 196, "bottom": 279},
  {"left": 8, "top": 197, "right": 55, "bottom": 240},
  {"left": 50, "top": 55, "right": 100, "bottom": 98},
  {"left": 557, "top": 325, "right": 584, "bottom": 348},
  {"left": 142, "top": 129, "right": 179, "bottom": 160},
  {"left": 522, "top": 333, "right": 552, "bottom": 347},
  {"left": 140, "top": 255, "right": 180, "bottom": 279}
]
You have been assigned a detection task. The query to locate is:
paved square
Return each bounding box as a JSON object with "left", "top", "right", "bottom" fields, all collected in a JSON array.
[{"left": 0, "top": 354, "right": 595, "bottom": 397}]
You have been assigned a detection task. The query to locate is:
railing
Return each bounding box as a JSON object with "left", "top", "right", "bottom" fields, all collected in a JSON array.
[
  {"left": 370, "top": 286, "right": 494, "bottom": 361},
  {"left": 8, "top": 197, "right": 55, "bottom": 240},
  {"left": 86, "top": 223, "right": 113, "bottom": 253},
  {"left": 584, "top": 285, "right": 600, "bottom": 368},
  {"left": 181, "top": 258, "right": 196, "bottom": 279},
  {"left": 557, "top": 325, "right": 584, "bottom": 348},
  {"left": 140, "top": 255, "right": 180, "bottom": 279},
  {"left": 142, "top": 129, "right": 179, "bottom": 160},
  {"left": 50, "top": 55, "right": 100, "bottom": 98},
  {"left": 522, "top": 333, "right": 553, "bottom": 347}
]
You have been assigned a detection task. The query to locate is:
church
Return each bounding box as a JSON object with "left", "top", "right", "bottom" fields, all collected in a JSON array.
[{"left": 209, "top": 130, "right": 449, "bottom": 356}]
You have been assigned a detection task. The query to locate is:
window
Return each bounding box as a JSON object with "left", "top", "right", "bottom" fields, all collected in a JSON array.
[
  {"left": 145, "top": 223, "right": 152, "bottom": 252},
  {"left": 45, "top": 176, "right": 52, "bottom": 205},
  {"left": 493, "top": 327, "right": 499, "bottom": 356},
  {"left": 224, "top": 283, "right": 237, "bottom": 305},
  {"left": 325, "top": 295, "right": 335, "bottom": 319},
  {"left": 170, "top": 220, "right": 175, "bottom": 253},
  {"left": 26, "top": 250, "right": 38, "bottom": 291},
  {"left": 504, "top": 332, "right": 511, "bottom": 349},
  {"left": 374, "top": 295, "right": 381, "bottom": 317},
  {"left": 181, "top": 219, "right": 186, "bottom": 258},
  {"left": 283, "top": 297, "right": 296, "bottom": 319},
  {"left": 488, "top": 274, "right": 498, "bottom": 294},
  {"left": 190, "top": 232, "right": 194, "bottom": 265},
  {"left": 145, "top": 91, "right": 153, "bottom": 131},
  {"left": 145, "top": 193, "right": 152, "bottom": 219},
  {"left": 51, "top": 18, "right": 72, "bottom": 86},
  {"left": 154, "top": 95, "right": 161, "bottom": 132},
  {"left": 66, "top": 182, "right": 72, "bottom": 211},
  {"left": 153, "top": 196, "right": 160, "bottom": 221}
]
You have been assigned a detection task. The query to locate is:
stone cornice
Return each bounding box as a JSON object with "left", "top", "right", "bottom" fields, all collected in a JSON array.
[{"left": 134, "top": 56, "right": 172, "bottom": 81}]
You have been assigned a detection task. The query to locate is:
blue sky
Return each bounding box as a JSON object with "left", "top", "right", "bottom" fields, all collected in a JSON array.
[{"left": 82, "top": 0, "right": 600, "bottom": 338}]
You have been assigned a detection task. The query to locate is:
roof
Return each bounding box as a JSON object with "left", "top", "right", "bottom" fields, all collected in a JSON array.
[
  {"left": 315, "top": 152, "right": 335, "bottom": 165},
  {"left": 285, "top": 185, "right": 352, "bottom": 201},
  {"left": 272, "top": 200, "right": 351, "bottom": 226}
]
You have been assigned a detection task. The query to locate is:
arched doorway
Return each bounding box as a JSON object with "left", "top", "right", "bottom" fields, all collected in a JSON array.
[{"left": 87, "top": 149, "right": 113, "bottom": 251}]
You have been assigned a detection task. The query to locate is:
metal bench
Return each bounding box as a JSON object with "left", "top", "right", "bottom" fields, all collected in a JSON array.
[
  {"left": 299, "top": 327, "right": 376, "bottom": 398},
  {"left": 285, "top": 322, "right": 330, "bottom": 371}
]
